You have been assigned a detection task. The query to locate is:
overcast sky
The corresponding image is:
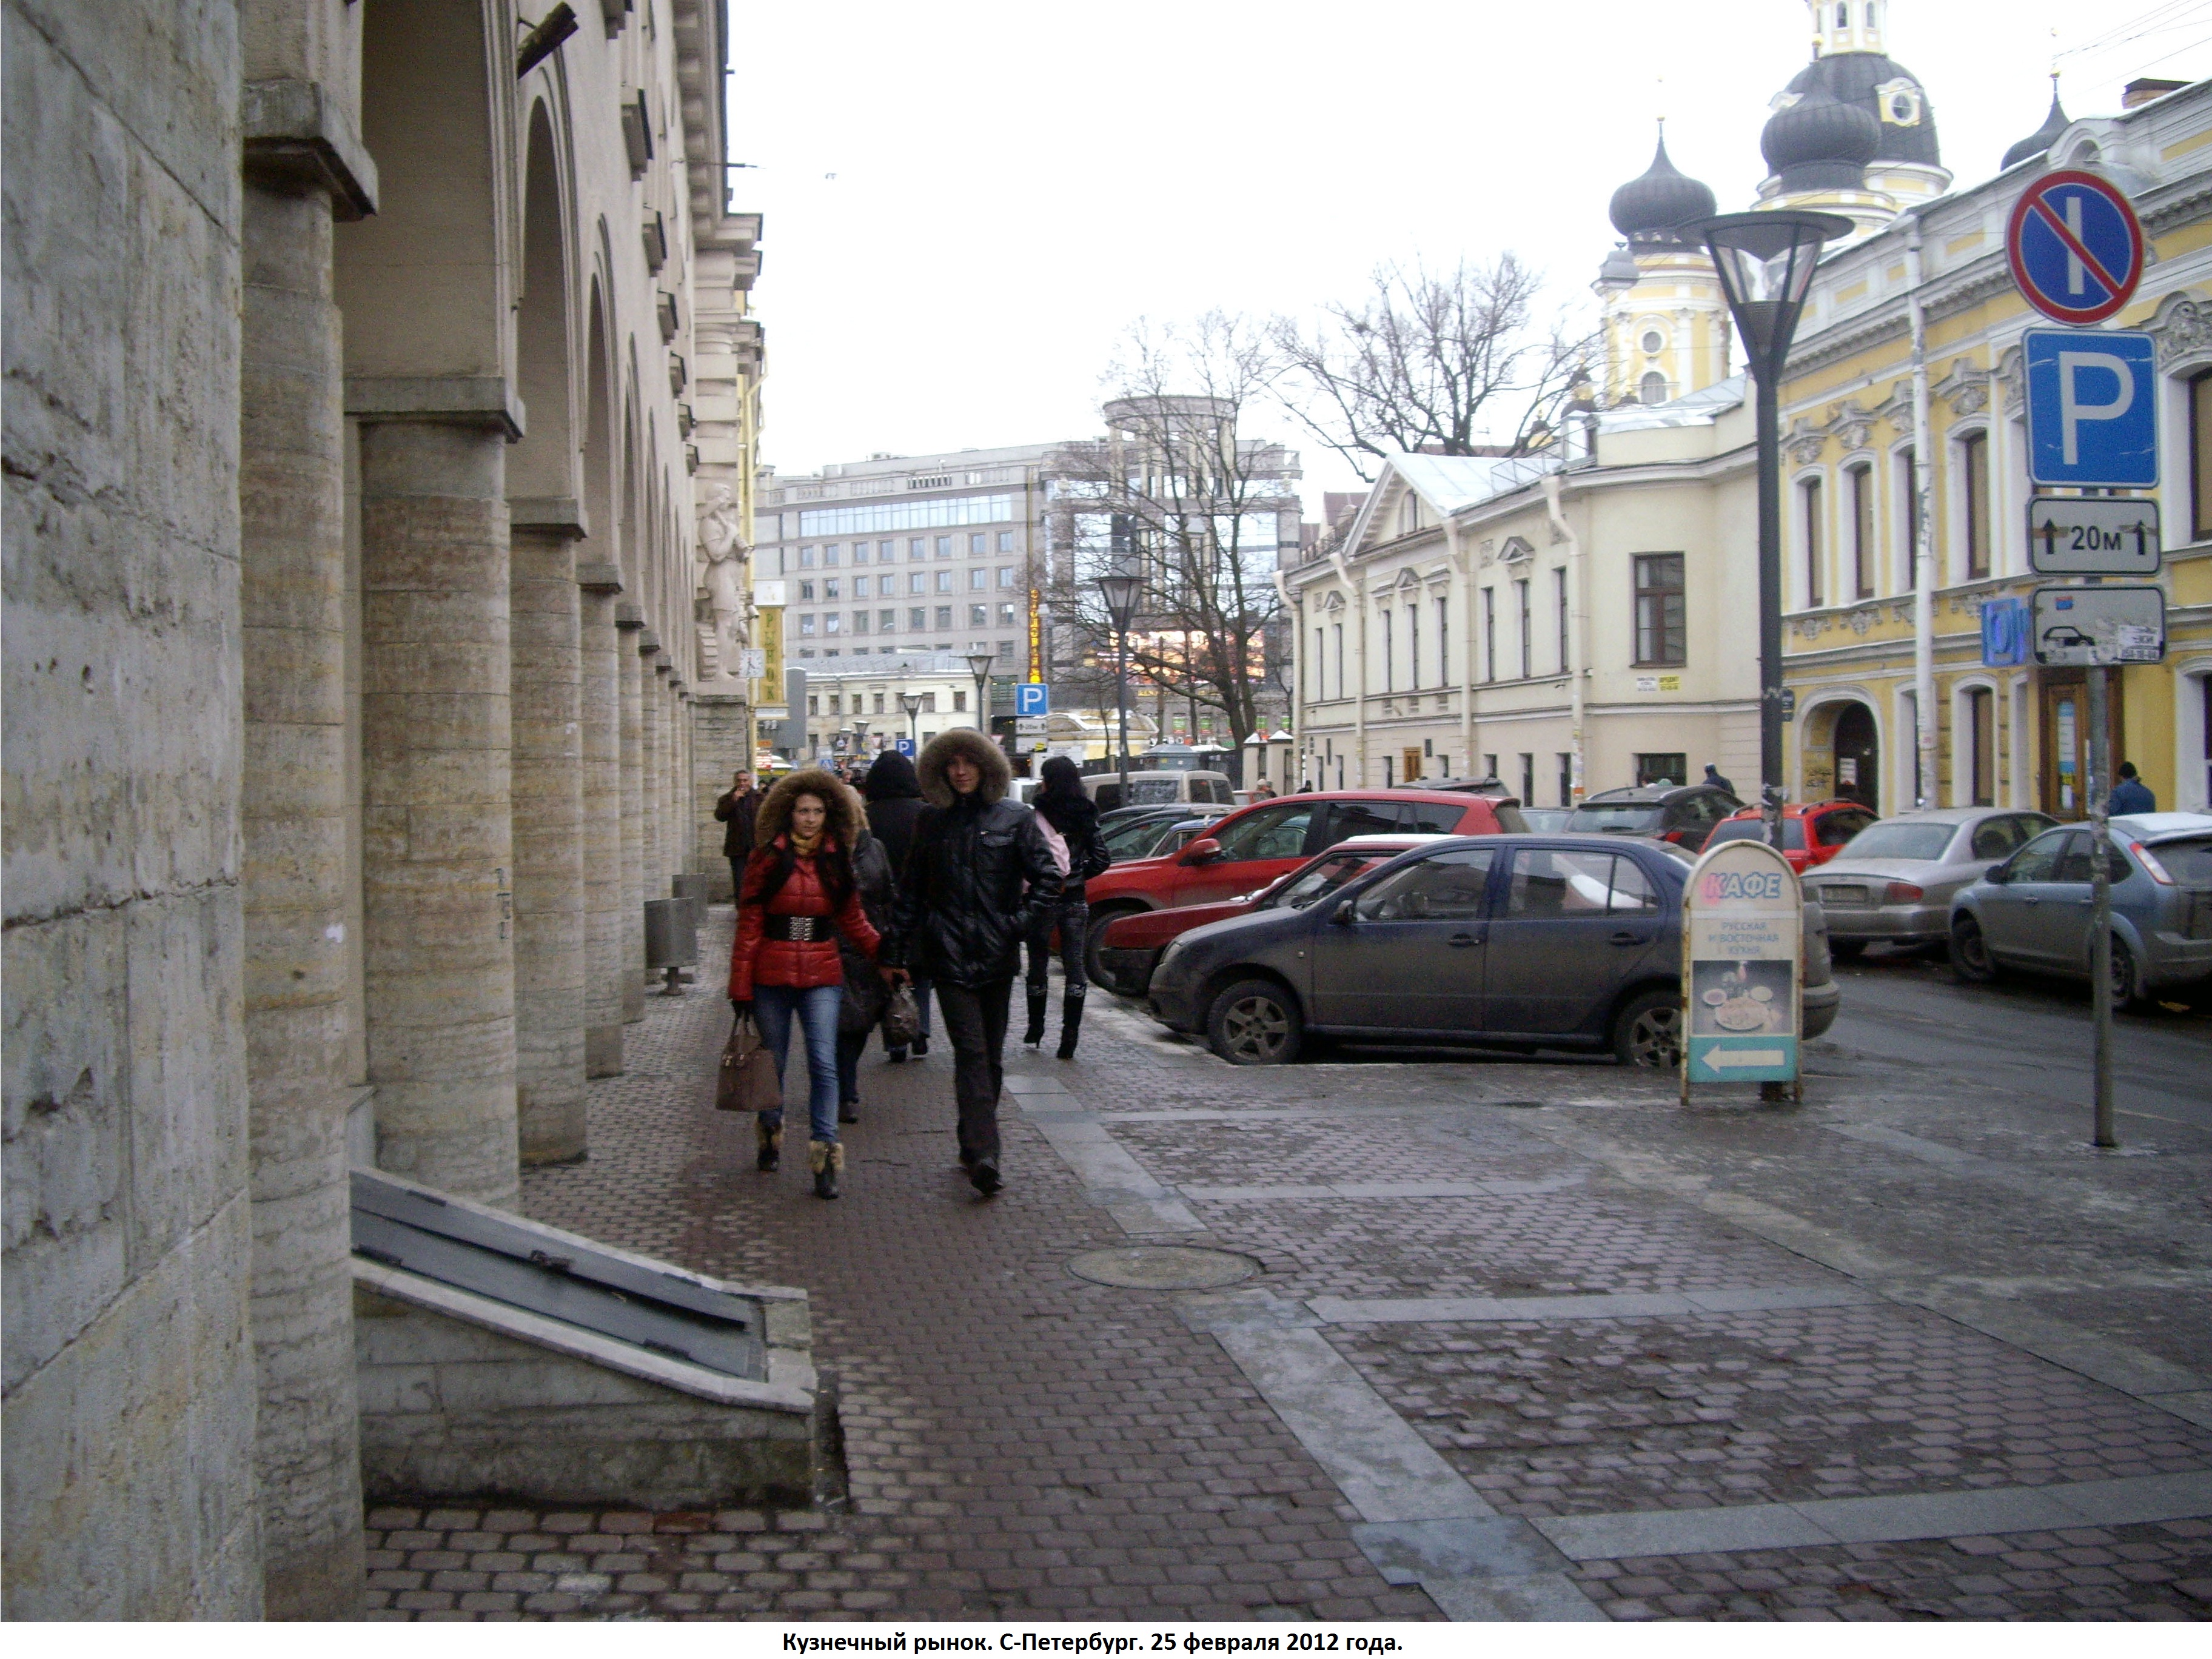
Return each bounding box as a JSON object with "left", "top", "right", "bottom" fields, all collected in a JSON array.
[{"left": 727, "top": 0, "right": 2212, "bottom": 507}]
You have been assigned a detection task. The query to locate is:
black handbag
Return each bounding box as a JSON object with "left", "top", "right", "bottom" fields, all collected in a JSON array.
[{"left": 880, "top": 984, "right": 923, "bottom": 1049}]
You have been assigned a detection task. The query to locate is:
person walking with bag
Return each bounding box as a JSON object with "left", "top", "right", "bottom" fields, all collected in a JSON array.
[
  {"left": 728, "top": 768, "right": 881, "bottom": 1199},
  {"left": 882, "top": 730, "right": 1062, "bottom": 1196},
  {"left": 862, "top": 749, "right": 935, "bottom": 1061},
  {"left": 834, "top": 816, "right": 896, "bottom": 1125},
  {"left": 1022, "top": 756, "right": 1111, "bottom": 1058}
]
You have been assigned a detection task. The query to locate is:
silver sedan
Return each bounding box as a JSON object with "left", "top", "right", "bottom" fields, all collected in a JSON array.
[{"left": 1802, "top": 807, "right": 2057, "bottom": 955}]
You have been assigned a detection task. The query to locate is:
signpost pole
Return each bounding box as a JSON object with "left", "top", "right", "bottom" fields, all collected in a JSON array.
[{"left": 2086, "top": 663, "right": 2117, "bottom": 1148}]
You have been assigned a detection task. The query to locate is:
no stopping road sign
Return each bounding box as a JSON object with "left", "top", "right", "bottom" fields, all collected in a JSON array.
[{"left": 2007, "top": 170, "right": 2145, "bottom": 326}]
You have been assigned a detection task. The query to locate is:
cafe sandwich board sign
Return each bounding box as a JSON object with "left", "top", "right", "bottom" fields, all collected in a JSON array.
[{"left": 1681, "top": 837, "right": 1802, "bottom": 1091}]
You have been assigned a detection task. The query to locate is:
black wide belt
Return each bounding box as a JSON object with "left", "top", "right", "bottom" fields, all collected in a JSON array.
[{"left": 763, "top": 914, "right": 833, "bottom": 943}]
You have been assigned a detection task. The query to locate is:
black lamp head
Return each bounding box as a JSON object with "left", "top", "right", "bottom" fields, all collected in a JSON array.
[{"left": 1686, "top": 210, "right": 1855, "bottom": 377}]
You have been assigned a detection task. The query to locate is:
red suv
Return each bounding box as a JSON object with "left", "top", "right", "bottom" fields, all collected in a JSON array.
[
  {"left": 1706, "top": 800, "right": 1876, "bottom": 872},
  {"left": 1079, "top": 789, "right": 1527, "bottom": 985}
]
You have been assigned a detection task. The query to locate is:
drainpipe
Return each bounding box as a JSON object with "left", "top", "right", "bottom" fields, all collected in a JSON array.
[
  {"left": 1331, "top": 546, "right": 1366, "bottom": 785},
  {"left": 1542, "top": 472, "right": 1587, "bottom": 804},
  {"left": 1905, "top": 215, "right": 1938, "bottom": 809},
  {"left": 1447, "top": 518, "right": 1476, "bottom": 776},
  {"left": 1275, "top": 569, "right": 1298, "bottom": 785}
]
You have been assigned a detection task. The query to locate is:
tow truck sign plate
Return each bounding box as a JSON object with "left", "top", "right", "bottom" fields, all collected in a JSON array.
[
  {"left": 2026, "top": 497, "right": 2160, "bottom": 575},
  {"left": 2029, "top": 584, "right": 2167, "bottom": 666}
]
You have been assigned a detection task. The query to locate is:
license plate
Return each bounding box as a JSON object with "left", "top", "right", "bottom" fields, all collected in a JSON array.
[{"left": 1821, "top": 885, "right": 1869, "bottom": 906}]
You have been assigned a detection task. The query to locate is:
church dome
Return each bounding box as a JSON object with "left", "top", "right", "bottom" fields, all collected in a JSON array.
[
  {"left": 1761, "top": 81, "right": 1881, "bottom": 192},
  {"left": 1607, "top": 134, "right": 1718, "bottom": 246},
  {"left": 1775, "top": 49, "right": 1942, "bottom": 169},
  {"left": 2002, "top": 88, "right": 2070, "bottom": 170}
]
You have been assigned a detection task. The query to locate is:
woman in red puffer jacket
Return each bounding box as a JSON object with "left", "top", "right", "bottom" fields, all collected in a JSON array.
[{"left": 729, "top": 768, "right": 880, "bottom": 1197}]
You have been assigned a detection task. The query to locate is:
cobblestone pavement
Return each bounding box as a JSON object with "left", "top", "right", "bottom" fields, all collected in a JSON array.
[{"left": 367, "top": 906, "right": 2212, "bottom": 1621}]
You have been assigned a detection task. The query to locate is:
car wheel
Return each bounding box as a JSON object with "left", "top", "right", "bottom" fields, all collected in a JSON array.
[
  {"left": 2108, "top": 936, "right": 2140, "bottom": 1008},
  {"left": 1207, "top": 978, "right": 1304, "bottom": 1066},
  {"left": 1611, "top": 988, "right": 1683, "bottom": 1070},
  {"left": 1949, "top": 916, "right": 1998, "bottom": 984},
  {"left": 1828, "top": 939, "right": 1867, "bottom": 959},
  {"left": 1083, "top": 908, "right": 1141, "bottom": 992}
]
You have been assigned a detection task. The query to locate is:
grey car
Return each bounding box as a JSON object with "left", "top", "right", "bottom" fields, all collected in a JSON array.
[
  {"left": 1949, "top": 813, "right": 2212, "bottom": 1002},
  {"left": 1803, "top": 807, "right": 2057, "bottom": 954},
  {"left": 1145, "top": 834, "right": 1837, "bottom": 1066}
]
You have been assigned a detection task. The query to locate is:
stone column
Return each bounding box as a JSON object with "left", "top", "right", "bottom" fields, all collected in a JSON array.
[
  {"left": 508, "top": 508, "right": 587, "bottom": 1164},
  {"left": 692, "top": 692, "right": 752, "bottom": 901},
  {"left": 238, "top": 93, "right": 373, "bottom": 1621},
  {"left": 353, "top": 413, "right": 520, "bottom": 1205},
  {"left": 617, "top": 609, "right": 646, "bottom": 1022},
  {"left": 640, "top": 637, "right": 665, "bottom": 906},
  {"left": 577, "top": 566, "right": 624, "bottom": 1074}
]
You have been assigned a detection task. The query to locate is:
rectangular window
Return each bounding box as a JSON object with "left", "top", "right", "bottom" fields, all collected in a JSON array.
[
  {"left": 1803, "top": 477, "right": 1824, "bottom": 606},
  {"left": 997, "top": 531, "right": 1015, "bottom": 553},
  {"left": 1380, "top": 608, "right": 1393, "bottom": 692},
  {"left": 908, "top": 606, "right": 925, "bottom": 629},
  {"left": 1312, "top": 626, "right": 1324, "bottom": 703},
  {"left": 921, "top": 692, "right": 936, "bottom": 713},
  {"left": 1850, "top": 465, "right": 1874, "bottom": 598},
  {"left": 1406, "top": 605, "right": 1419, "bottom": 691},
  {"left": 798, "top": 580, "right": 815, "bottom": 602},
  {"left": 850, "top": 543, "right": 868, "bottom": 565},
  {"left": 800, "top": 546, "right": 817, "bottom": 568},
  {"left": 953, "top": 689, "right": 967, "bottom": 712},
  {"left": 1633, "top": 553, "right": 1686, "bottom": 666},
  {"left": 1553, "top": 568, "right": 1569, "bottom": 673},
  {"left": 823, "top": 544, "right": 840, "bottom": 566},
  {"left": 1436, "top": 597, "right": 1449, "bottom": 685},
  {"left": 824, "top": 613, "right": 840, "bottom": 635},
  {"left": 909, "top": 538, "right": 927, "bottom": 561},
  {"left": 806, "top": 696, "right": 819, "bottom": 716},
  {"left": 1515, "top": 579, "right": 1531, "bottom": 679},
  {"left": 879, "top": 541, "right": 896, "bottom": 561},
  {"left": 1962, "top": 431, "right": 1991, "bottom": 580},
  {"left": 934, "top": 536, "right": 953, "bottom": 558},
  {"left": 798, "top": 494, "right": 1016, "bottom": 537},
  {"left": 969, "top": 567, "right": 987, "bottom": 591},
  {"left": 1898, "top": 448, "right": 1920, "bottom": 591},
  {"left": 1483, "top": 752, "right": 1497, "bottom": 780},
  {"left": 969, "top": 604, "right": 987, "bottom": 626},
  {"left": 969, "top": 532, "right": 987, "bottom": 555},
  {"left": 997, "top": 639, "right": 1015, "bottom": 661},
  {"left": 1635, "top": 752, "right": 1687, "bottom": 787},
  {"left": 935, "top": 605, "right": 952, "bottom": 629},
  {"left": 2193, "top": 373, "right": 2212, "bottom": 541},
  {"left": 1482, "top": 588, "right": 1496, "bottom": 682},
  {"left": 997, "top": 602, "right": 1016, "bottom": 626},
  {"left": 851, "top": 611, "right": 868, "bottom": 634},
  {"left": 1333, "top": 622, "right": 1344, "bottom": 698},
  {"left": 1557, "top": 753, "right": 1573, "bottom": 808},
  {"left": 854, "top": 575, "right": 870, "bottom": 598},
  {"left": 1966, "top": 686, "right": 1995, "bottom": 805},
  {"left": 879, "top": 609, "right": 896, "bottom": 631},
  {"left": 934, "top": 569, "right": 953, "bottom": 593},
  {"left": 997, "top": 566, "right": 1016, "bottom": 588},
  {"left": 799, "top": 613, "right": 816, "bottom": 636},
  {"left": 823, "top": 578, "right": 840, "bottom": 600},
  {"left": 1519, "top": 752, "right": 1535, "bottom": 805},
  {"left": 903, "top": 571, "right": 921, "bottom": 595}
]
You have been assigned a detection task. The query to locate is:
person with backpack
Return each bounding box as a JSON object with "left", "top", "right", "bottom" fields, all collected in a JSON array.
[
  {"left": 1022, "top": 756, "right": 1110, "bottom": 1058},
  {"left": 881, "top": 730, "right": 1062, "bottom": 1196},
  {"left": 862, "top": 749, "right": 934, "bottom": 1061}
]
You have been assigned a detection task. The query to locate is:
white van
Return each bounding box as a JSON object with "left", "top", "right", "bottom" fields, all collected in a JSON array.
[{"left": 1083, "top": 770, "right": 1238, "bottom": 811}]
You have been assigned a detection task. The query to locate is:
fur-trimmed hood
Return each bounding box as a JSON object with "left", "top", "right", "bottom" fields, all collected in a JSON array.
[
  {"left": 916, "top": 728, "right": 1011, "bottom": 808},
  {"left": 755, "top": 766, "right": 867, "bottom": 849}
]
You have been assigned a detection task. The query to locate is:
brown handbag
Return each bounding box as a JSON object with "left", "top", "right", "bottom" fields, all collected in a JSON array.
[{"left": 716, "top": 1010, "right": 783, "bottom": 1113}]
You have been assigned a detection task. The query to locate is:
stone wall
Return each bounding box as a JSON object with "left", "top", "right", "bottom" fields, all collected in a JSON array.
[{"left": 2, "top": 0, "right": 264, "bottom": 1617}]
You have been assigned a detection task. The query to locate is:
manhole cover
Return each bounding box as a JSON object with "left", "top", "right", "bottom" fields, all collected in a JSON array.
[{"left": 1067, "top": 1246, "right": 1259, "bottom": 1290}]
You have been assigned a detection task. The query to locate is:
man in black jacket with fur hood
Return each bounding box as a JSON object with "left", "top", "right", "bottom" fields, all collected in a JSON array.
[{"left": 882, "top": 729, "right": 1062, "bottom": 1195}]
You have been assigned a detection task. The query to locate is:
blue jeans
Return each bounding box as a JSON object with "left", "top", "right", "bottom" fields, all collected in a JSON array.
[{"left": 751, "top": 982, "right": 843, "bottom": 1144}]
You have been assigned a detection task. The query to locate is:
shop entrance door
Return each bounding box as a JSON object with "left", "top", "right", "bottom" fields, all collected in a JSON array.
[
  {"left": 2037, "top": 672, "right": 2124, "bottom": 821},
  {"left": 1831, "top": 702, "right": 1880, "bottom": 811}
]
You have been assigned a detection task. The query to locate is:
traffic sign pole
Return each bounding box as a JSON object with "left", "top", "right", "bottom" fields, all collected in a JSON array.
[{"left": 2087, "top": 666, "right": 2117, "bottom": 1148}]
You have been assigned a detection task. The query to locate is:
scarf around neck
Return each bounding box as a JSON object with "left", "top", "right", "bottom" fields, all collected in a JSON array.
[{"left": 786, "top": 827, "right": 825, "bottom": 860}]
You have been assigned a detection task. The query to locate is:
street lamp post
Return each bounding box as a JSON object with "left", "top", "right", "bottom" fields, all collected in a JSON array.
[
  {"left": 898, "top": 690, "right": 922, "bottom": 750},
  {"left": 1097, "top": 572, "right": 1142, "bottom": 808},
  {"left": 1691, "top": 209, "right": 1852, "bottom": 851},
  {"left": 965, "top": 651, "right": 996, "bottom": 748}
]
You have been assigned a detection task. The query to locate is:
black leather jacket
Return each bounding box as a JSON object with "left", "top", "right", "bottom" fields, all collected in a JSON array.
[{"left": 885, "top": 796, "right": 1064, "bottom": 987}]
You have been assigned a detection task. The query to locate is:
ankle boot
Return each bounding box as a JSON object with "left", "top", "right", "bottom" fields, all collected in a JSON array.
[
  {"left": 756, "top": 1116, "right": 783, "bottom": 1172},
  {"left": 811, "top": 1139, "right": 843, "bottom": 1199},
  {"left": 1023, "top": 990, "right": 1048, "bottom": 1046},
  {"left": 1056, "top": 993, "right": 1085, "bottom": 1060}
]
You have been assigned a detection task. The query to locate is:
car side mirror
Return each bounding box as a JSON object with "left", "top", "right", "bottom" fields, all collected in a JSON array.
[
  {"left": 1181, "top": 837, "right": 1223, "bottom": 865},
  {"left": 1329, "top": 899, "right": 1356, "bottom": 924},
  {"left": 1986, "top": 862, "right": 2011, "bottom": 885}
]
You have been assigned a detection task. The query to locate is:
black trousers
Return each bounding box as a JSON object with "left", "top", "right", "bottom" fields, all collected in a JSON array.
[
  {"left": 1024, "top": 897, "right": 1090, "bottom": 1003},
  {"left": 934, "top": 977, "right": 1013, "bottom": 1167},
  {"left": 728, "top": 856, "right": 746, "bottom": 905}
]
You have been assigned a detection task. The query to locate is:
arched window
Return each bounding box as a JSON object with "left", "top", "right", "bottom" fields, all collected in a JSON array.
[
  {"left": 1836, "top": 4, "right": 1849, "bottom": 28},
  {"left": 1639, "top": 370, "right": 1668, "bottom": 405}
]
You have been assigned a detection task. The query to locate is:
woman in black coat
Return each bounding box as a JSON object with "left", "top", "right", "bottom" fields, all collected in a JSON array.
[
  {"left": 863, "top": 750, "right": 932, "bottom": 1059},
  {"left": 1023, "top": 755, "right": 1110, "bottom": 1058}
]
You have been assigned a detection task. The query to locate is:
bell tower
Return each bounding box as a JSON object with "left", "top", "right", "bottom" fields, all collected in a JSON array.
[
  {"left": 1807, "top": 0, "right": 1887, "bottom": 58},
  {"left": 1596, "top": 125, "right": 1731, "bottom": 407}
]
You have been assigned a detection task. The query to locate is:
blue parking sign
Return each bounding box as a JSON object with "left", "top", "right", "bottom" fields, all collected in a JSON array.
[
  {"left": 2024, "top": 329, "right": 2158, "bottom": 489},
  {"left": 1016, "top": 682, "right": 1050, "bottom": 718}
]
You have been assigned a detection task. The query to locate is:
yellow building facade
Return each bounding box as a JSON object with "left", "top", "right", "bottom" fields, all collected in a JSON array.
[{"left": 1778, "top": 80, "right": 2212, "bottom": 820}]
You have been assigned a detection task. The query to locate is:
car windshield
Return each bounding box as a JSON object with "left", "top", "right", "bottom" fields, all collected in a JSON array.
[
  {"left": 2150, "top": 836, "right": 2212, "bottom": 885},
  {"left": 1101, "top": 814, "right": 1178, "bottom": 857},
  {"left": 1834, "top": 822, "right": 1956, "bottom": 862},
  {"left": 1266, "top": 853, "right": 1387, "bottom": 910},
  {"left": 1708, "top": 817, "right": 1807, "bottom": 851},
  {"left": 1567, "top": 802, "right": 1665, "bottom": 833}
]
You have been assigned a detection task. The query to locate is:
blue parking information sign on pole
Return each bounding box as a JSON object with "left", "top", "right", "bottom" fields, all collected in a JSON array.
[
  {"left": 1015, "top": 682, "right": 1050, "bottom": 719},
  {"left": 2023, "top": 329, "right": 2159, "bottom": 488},
  {"left": 2006, "top": 169, "right": 2145, "bottom": 326}
]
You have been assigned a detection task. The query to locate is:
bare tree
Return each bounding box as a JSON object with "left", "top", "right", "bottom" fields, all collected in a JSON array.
[
  {"left": 1046, "top": 313, "right": 1299, "bottom": 755},
  {"left": 1270, "top": 253, "right": 1593, "bottom": 482}
]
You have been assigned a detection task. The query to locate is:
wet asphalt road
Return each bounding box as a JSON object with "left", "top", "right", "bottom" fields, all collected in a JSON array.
[{"left": 1823, "top": 945, "right": 2212, "bottom": 1136}]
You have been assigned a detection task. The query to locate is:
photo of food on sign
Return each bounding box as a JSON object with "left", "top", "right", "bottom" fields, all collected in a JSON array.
[{"left": 1690, "top": 959, "right": 1793, "bottom": 1037}]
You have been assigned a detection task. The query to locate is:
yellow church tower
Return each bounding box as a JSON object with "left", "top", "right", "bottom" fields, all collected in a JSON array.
[{"left": 1595, "top": 125, "right": 1732, "bottom": 407}]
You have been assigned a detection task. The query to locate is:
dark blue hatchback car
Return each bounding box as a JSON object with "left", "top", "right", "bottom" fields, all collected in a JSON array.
[{"left": 1144, "top": 834, "right": 1837, "bottom": 1067}]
